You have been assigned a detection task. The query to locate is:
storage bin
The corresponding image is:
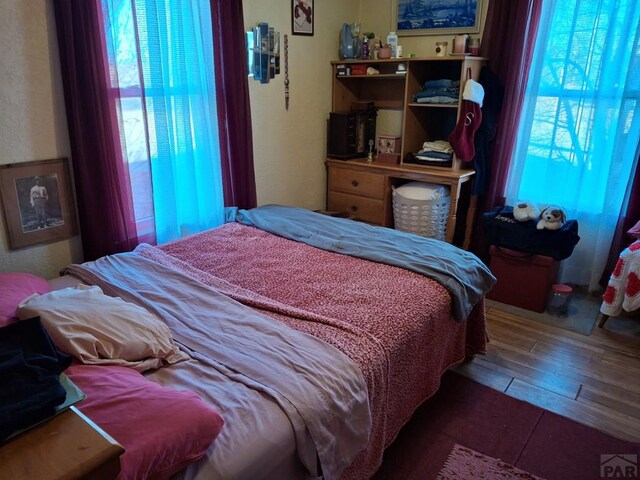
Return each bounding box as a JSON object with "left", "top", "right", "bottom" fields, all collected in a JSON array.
[
  {"left": 487, "top": 246, "right": 559, "bottom": 313},
  {"left": 547, "top": 284, "right": 573, "bottom": 316},
  {"left": 392, "top": 181, "right": 450, "bottom": 241}
]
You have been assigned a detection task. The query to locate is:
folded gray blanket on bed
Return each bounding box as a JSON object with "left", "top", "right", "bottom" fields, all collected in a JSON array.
[{"left": 227, "top": 204, "right": 496, "bottom": 322}]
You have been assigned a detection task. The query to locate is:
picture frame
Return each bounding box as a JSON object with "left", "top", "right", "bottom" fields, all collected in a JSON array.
[
  {"left": 292, "top": 0, "right": 313, "bottom": 36},
  {"left": 0, "top": 158, "right": 78, "bottom": 249},
  {"left": 392, "top": 0, "right": 483, "bottom": 36}
]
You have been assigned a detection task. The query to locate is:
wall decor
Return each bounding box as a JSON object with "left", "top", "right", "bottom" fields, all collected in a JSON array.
[
  {"left": 392, "top": 0, "right": 482, "bottom": 36},
  {"left": 248, "top": 22, "right": 280, "bottom": 84},
  {"left": 292, "top": 0, "right": 313, "bottom": 36},
  {"left": 0, "top": 158, "right": 78, "bottom": 249}
]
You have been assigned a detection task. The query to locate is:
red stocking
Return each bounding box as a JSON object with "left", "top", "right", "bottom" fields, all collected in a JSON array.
[{"left": 448, "top": 100, "right": 482, "bottom": 162}]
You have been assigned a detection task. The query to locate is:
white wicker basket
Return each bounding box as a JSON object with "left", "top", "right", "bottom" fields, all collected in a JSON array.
[{"left": 392, "top": 184, "right": 450, "bottom": 241}]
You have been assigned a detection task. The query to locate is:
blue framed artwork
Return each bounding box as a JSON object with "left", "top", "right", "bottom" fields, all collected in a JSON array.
[{"left": 392, "top": 0, "right": 482, "bottom": 36}]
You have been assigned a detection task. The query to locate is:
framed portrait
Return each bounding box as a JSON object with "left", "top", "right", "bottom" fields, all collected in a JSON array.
[
  {"left": 292, "top": 0, "right": 313, "bottom": 36},
  {"left": 0, "top": 158, "right": 78, "bottom": 249},
  {"left": 392, "top": 0, "right": 483, "bottom": 36}
]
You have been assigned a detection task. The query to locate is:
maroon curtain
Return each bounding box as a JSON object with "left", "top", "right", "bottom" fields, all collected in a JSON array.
[
  {"left": 210, "top": 1, "right": 257, "bottom": 209},
  {"left": 470, "top": 0, "right": 543, "bottom": 255},
  {"left": 54, "top": 0, "right": 146, "bottom": 261},
  {"left": 480, "top": 0, "right": 543, "bottom": 210},
  {"left": 600, "top": 154, "right": 640, "bottom": 286}
]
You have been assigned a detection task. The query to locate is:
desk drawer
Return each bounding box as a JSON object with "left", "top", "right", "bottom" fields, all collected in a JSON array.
[
  {"left": 328, "top": 168, "right": 385, "bottom": 199},
  {"left": 327, "top": 191, "right": 385, "bottom": 225}
]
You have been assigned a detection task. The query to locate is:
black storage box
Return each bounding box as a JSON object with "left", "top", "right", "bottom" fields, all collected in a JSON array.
[{"left": 482, "top": 206, "right": 580, "bottom": 261}]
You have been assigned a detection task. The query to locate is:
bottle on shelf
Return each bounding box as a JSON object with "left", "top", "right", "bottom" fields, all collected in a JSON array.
[
  {"left": 386, "top": 31, "right": 398, "bottom": 58},
  {"left": 361, "top": 37, "right": 369, "bottom": 60}
]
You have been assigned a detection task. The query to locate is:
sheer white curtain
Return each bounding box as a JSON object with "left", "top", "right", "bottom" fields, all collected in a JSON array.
[
  {"left": 102, "top": 0, "right": 225, "bottom": 244},
  {"left": 506, "top": 0, "right": 640, "bottom": 290}
]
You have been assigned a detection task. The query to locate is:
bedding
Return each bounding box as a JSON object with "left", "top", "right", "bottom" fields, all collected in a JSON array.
[
  {"left": 0, "top": 272, "right": 51, "bottom": 326},
  {"left": 66, "top": 364, "right": 224, "bottom": 480},
  {"left": 16, "top": 285, "right": 188, "bottom": 372},
  {"left": 64, "top": 253, "right": 370, "bottom": 480},
  {"left": 50, "top": 206, "right": 492, "bottom": 480},
  {"left": 228, "top": 204, "right": 495, "bottom": 321}
]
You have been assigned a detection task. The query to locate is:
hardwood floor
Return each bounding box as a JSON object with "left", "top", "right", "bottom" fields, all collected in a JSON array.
[{"left": 453, "top": 303, "right": 640, "bottom": 442}]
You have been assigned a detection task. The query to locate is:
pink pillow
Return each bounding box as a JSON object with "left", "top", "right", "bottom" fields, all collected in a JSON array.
[
  {"left": 66, "top": 364, "right": 224, "bottom": 480},
  {"left": 0, "top": 272, "right": 51, "bottom": 327},
  {"left": 628, "top": 219, "right": 640, "bottom": 239}
]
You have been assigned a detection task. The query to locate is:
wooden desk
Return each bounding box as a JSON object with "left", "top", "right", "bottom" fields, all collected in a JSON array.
[
  {"left": 326, "top": 159, "right": 475, "bottom": 245},
  {"left": 0, "top": 407, "right": 124, "bottom": 480}
]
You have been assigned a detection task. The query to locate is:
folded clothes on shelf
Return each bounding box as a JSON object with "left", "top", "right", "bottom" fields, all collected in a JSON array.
[
  {"left": 406, "top": 139, "right": 454, "bottom": 166},
  {"left": 412, "top": 79, "right": 460, "bottom": 104}
]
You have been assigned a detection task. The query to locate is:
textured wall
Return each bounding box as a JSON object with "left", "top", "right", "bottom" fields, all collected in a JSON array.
[
  {"left": 0, "top": 0, "right": 82, "bottom": 278},
  {"left": 243, "top": 0, "right": 360, "bottom": 210}
]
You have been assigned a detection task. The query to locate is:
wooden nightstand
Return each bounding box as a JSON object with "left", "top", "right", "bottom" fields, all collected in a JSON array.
[{"left": 0, "top": 406, "right": 124, "bottom": 480}]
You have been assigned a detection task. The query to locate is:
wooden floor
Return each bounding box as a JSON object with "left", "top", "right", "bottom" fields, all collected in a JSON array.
[{"left": 452, "top": 303, "right": 640, "bottom": 442}]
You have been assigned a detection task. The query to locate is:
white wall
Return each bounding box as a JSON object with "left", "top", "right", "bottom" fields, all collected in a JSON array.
[
  {"left": 0, "top": 0, "right": 82, "bottom": 278},
  {"left": 243, "top": 0, "right": 360, "bottom": 209}
]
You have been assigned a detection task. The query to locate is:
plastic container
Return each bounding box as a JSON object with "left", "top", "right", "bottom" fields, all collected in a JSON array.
[
  {"left": 387, "top": 31, "right": 398, "bottom": 58},
  {"left": 469, "top": 37, "right": 480, "bottom": 56},
  {"left": 547, "top": 284, "right": 573, "bottom": 317},
  {"left": 392, "top": 181, "right": 450, "bottom": 241}
]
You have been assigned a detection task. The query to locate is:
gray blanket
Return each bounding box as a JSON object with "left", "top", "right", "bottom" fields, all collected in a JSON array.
[
  {"left": 65, "top": 253, "right": 371, "bottom": 480},
  {"left": 227, "top": 204, "right": 496, "bottom": 321}
]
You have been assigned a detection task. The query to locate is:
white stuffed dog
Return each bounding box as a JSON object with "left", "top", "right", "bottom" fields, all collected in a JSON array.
[
  {"left": 537, "top": 206, "right": 566, "bottom": 230},
  {"left": 513, "top": 201, "right": 540, "bottom": 222}
]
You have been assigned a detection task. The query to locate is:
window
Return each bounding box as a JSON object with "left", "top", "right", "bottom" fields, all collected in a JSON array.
[
  {"left": 506, "top": 0, "right": 640, "bottom": 287},
  {"left": 102, "top": 0, "right": 225, "bottom": 244}
]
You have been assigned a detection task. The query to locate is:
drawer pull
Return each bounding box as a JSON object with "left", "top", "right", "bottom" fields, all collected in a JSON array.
[
  {"left": 351, "top": 179, "right": 359, "bottom": 187},
  {"left": 350, "top": 205, "right": 358, "bottom": 212}
]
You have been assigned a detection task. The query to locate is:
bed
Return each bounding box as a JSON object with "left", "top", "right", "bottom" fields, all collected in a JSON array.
[{"left": 9, "top": 205, "right": 495, "bottom": 480}]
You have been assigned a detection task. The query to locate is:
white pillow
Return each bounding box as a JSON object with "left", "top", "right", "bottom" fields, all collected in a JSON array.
[{"left": 17, "top": 285, "right": 188, "bottom": 372}]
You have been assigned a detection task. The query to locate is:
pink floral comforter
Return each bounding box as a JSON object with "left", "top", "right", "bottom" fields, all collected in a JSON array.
[{"left": 141, "top": 223, "right": 488, "bottom": 479}]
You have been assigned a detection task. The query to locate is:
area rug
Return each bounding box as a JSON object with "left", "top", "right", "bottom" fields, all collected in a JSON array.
[
  {"left": 485, "top": 289, "right": 601, "bottom": 335},
  {"left": 372, "top": 371, "right": 639, "bottom": 480},
  {"left": 436, "top": 444, "right": 545, "bottom": 480}
]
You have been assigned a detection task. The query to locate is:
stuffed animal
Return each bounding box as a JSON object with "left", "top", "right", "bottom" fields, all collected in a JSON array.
[
  {"left": 513, "top": 201, "right": 540, "bottom": 222},
  {"left": 537, "top": 206, "right": 566, "bottom": 230}
]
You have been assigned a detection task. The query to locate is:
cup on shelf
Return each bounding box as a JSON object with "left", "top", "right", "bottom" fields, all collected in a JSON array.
[
  {"left": 378, "top": 46, "right": 392, "bottom": 59},
  {"left": 453, "top": 34, "right": 468, "bottom": 54}
]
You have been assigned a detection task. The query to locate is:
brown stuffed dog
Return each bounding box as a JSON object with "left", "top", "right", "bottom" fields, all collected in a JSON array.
[{"left": 537, "top": 206, "right": 566, "bottom": 230}]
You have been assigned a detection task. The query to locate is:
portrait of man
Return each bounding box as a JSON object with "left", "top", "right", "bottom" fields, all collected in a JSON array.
[
  {"left": 15, "top": 174, "right": 65, "bottom": 233},
  {"left": 30, "top": 176, "right": 48, "bottom": 229}
]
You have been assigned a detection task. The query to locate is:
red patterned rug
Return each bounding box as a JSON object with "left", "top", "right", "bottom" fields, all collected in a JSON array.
[
  {"left": 372, "top": 371, "right": 639, "bottom": 480},
  {"left": 436, "top": 444, "right": 545, "bottom": 480}
]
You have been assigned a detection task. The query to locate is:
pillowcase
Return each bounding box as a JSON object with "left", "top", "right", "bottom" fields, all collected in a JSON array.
[
  {"left": 66, "top": 364, "right": 224, "bottom": 480},
  {"left": 0, "top": 272, "right": 51, "bottom": 327},
  {"left": 17, "top": 285, "right": 189, "bottom": 372},
  {"left": 628, "top": 219, "right": 640, "bottom": 239}
]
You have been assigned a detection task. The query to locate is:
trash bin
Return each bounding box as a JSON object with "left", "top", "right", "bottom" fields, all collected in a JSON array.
[{"left": 392, "top": 181, "right": 450, "bottom": 241}]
